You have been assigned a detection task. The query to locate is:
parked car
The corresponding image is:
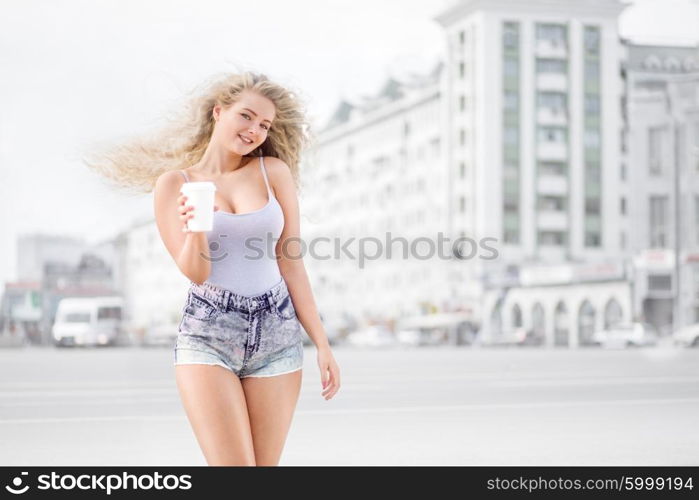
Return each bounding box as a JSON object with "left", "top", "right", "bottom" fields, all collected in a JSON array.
[
  {"left": 396, "top": 329, "right": 422, "bottom": 347},
  {"left": 346, "top": 326, "right": 397, "bottom": 348},
  {"left": 477, "top": 327, "right": 543, "bottom": 347},
  {"left": 591, "top": 322, "right": 659, "bottom": 348},
  {"left": 672, "top": 323, "right": 699, "bottom": 348},
  {"left": 52, "top": 296, "right": 124, "bottom": 347}
]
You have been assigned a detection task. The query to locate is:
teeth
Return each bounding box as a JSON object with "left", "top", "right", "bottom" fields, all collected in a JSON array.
[{"left": 239, "top": 135, "right": 252, "bottom": 144}]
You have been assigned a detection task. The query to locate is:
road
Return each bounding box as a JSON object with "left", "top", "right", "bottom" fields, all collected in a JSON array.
[{"left": 0, "top": 344, "right": 697, "bottom": 465}]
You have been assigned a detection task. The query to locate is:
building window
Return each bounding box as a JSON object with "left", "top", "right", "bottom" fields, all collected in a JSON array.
[
  {"left": 538, "top": 231, "right": 566, "bottom": 245},
  {"left": 649, "top": 195, "right": 668, "bottom": 248},
  {"left": 539, "top": 161, "right": 566, "bottom": 176},
  {"left": 585, "top": 197, "right": 601, "bottom": 215},
  {"left": 504, "top": 127, "right": 518, "bottom": 145},
  {"left": 503, "top": 22, "right": 519, "bottom": 49},
  {"left": 584, "top": 130, "right": 600, "bottom": 148},
  {"left": 621, "top": 197, "right": 626, "bottom": 215},
  {"left": 538, "top": 126, "right": 567, "bottom": 143},
  {"left": 585, "top": 232, "right": 601, "bottom": 246},
  {"left": 459, "top": 30, "right": 465, "bottom": 45},
  {"left": 584, "top": 26, "right": 600, "bottom": 54},
  {"left": 504, "top": 58, "right": 518, "bottom": 77},
  {"left": 504, "top": 91, "right": 518, "bottom": 110},
  {"left": 536, "top": 23, "right": 567, "bottom": 47},
  {"left": 459, "top": 61, "right": 465, "bottom": 79},
  {"left": 459, "top": 94, "right": 466, "bottom": 111},
  {"left": 649, "top": 126, "right": 665, "bottom": 175},
  {"left": 536, "top": 58, "right": 566, "bottom": 74},
  {"left": 585, "top": 95, "right": 600, "bottom": 114},
  {"left": 460, "top": 196, "right": 465, "bottom": 213},
  {"left": 460, "top": 128, "right": 466, "bottom": 146},
  {"left": 537, "top": 91, "right": 567, "bottom": 113},
  {"left": 460, "top": 162, "right": 466, "bottom": 179}
]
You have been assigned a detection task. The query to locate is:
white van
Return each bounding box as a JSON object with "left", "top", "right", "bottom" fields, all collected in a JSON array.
[{"left": 52, "top": 296, "right": 124, "bottom": 347}]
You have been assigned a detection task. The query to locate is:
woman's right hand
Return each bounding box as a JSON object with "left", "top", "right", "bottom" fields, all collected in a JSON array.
[{"left": 178, "top": 194, "right": 219, "bottom": 233}]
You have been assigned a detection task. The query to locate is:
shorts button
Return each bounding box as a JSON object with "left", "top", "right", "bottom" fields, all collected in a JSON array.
[{"left": 251, "top": 300, "right": 257, "bottom": 307}]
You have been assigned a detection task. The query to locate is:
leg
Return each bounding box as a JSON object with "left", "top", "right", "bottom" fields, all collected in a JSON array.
[
  {"left": 175, "top": 364, "right": 256, "bottom": 466},
  {"left": 241, "top": 368, "right": 303, "bottom": 466}
]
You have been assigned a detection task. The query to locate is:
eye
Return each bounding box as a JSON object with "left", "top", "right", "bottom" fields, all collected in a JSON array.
[
  {"left": 261, "top": 124, "right": 269, "bottom": 130},
  {"left": 241, "top": 113, "right": 250, "bottom": 120}
]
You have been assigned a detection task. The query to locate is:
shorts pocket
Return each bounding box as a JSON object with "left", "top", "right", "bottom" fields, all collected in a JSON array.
[
  {"left": 183, "top": 293, "right": 221, "bottom": 321},
  {"left": 272, "top": 293, "right": 297, "bottom": 320}
]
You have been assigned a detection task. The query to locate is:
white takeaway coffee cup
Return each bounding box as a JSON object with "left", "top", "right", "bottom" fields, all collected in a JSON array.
[{"left": 180, "top": 181, "right": 216, "bottom": 232}]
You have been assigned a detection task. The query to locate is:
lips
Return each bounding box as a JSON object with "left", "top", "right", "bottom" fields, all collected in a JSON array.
[{"left": 238, "top": 134, "right": 253, "bottom": 144}]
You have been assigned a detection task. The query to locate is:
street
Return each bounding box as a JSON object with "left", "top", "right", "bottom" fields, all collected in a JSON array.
[{"left": 0, "top": 344, "right": 698, "bottom": 465}]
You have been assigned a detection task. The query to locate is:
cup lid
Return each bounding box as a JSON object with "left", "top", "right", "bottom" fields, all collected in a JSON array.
[{"left": 180, "top": 181, "right": 216, "bottom": 192}]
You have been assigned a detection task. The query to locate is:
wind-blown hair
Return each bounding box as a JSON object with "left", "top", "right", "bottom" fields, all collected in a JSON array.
[{"left": 83, "top": 71, "right": 313, "bottom": 194}]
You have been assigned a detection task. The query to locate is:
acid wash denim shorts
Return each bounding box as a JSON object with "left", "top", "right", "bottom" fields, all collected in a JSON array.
[{"left": 173, "top": 276, "right": 304, "bottom": 378}]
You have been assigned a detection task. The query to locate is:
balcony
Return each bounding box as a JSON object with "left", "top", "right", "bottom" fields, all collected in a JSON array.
[
  {"left": 535, "top": 40, "right": 567, "bottom": 59},
  {"left": 536, "top": 73, "right": 567, "bottom": 91},
  {"left": 538, "top": 210, "right": 568, "bottom": 230},
  {"left": 537, "top": 142, "right": 567, "bottom": 161},
  {"left": 537, "top": 174, "right": 568, "bottom": 195},
  {"left": 536, "top": 107, "right": 568, "bottom": 126}
]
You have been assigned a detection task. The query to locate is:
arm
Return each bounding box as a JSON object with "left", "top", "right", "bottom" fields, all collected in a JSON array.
[{"left": 153, "top": 170, "right": 212, "bottom": 285}]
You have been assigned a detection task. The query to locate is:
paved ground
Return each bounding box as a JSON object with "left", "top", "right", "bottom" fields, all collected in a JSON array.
[{"left": 0, "top": 343, "right": 697, "bottom": 466}]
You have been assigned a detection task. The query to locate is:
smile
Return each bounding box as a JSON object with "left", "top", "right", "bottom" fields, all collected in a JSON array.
[{"left": 238, "top": 134, "right": 253, "bottom": 144}]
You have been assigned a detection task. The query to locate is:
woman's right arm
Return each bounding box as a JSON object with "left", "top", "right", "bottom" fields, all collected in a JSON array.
[{"left": 153, "top": 171, "right": 212, "bottom": 285}]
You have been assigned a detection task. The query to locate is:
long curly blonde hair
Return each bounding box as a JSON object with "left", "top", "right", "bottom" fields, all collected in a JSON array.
[{"left": 83, "top": 71, "right": 313, "bottom": 194}]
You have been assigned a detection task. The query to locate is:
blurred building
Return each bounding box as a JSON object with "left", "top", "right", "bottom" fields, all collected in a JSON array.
[
  {"left": 303, "top": 63, "right": 452, "bottom": 331},
  {"left": 305, "top": 0, "right": 699, "bottom": 346},
  {"left": 1, "top": 234, "right": 122, "bottom": 344},
  {"left": 623, "top": 42, "right": 699, "bottom": 334},
  {"left": 119, "top": 216, "right": 190, "bottom": 342}
]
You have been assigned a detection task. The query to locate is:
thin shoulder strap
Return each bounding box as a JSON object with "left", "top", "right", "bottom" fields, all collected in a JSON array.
[
  {"left": 179, "top": 170, "right": 189, "bottom": 182},
  {"left": 259, "top": 157, "right": 272, "bottom": 196}
]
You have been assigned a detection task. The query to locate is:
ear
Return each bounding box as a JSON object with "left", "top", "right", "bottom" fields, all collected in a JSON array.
[{"left": 212, "top": 105, "right": 220, "bottom": 121}]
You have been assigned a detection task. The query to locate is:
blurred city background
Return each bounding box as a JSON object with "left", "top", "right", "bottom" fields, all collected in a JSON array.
[
  {"left": 1, "top": 0, "right": 699, "bottom": 465},
  {"left": 1, "top": 0, "right": 698, "bottom": 351}
]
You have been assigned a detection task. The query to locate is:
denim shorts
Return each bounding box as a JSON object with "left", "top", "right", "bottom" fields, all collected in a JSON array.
[{"left": 173, "top": 276, "right": 304, "bottom": 378}]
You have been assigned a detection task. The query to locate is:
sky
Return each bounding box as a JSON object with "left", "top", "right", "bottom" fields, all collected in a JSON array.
[{"left": 0, "top": 0, "right": 698, "bottom": 289}]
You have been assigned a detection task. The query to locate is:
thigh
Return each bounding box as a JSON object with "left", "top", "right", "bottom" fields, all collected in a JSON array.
[
  {"left": 175, "top": 364, "right": 256, "bottom": 466},
  {"left": 241, "top": 369, "right": 303, "bottom": 466}
]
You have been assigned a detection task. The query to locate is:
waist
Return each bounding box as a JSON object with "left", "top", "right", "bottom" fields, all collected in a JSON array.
[{"left": 189, "top": 275, "right": 287, "bottom": 313}]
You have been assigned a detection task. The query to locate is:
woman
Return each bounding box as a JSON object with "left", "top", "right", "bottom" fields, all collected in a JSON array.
[{"left": 86, "top": 71, "right": 340, "bottom": 466}]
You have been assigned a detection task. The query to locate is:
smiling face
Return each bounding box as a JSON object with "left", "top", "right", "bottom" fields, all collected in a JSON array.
[{"left": 212, "top": 90, "right": 276, "bottom": 155}]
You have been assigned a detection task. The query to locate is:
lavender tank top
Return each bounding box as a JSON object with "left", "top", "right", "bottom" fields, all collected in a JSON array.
[{"left": 179, "top": 157, "right": 284, "bottom": 297}]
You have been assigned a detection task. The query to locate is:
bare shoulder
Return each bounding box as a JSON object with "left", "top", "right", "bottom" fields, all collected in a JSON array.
[
  {"left": 154, "top": 169, "right": 186, "bottom": 192},
  {"left": 263, "top": 156, "right": 294, "bottom": 192}
]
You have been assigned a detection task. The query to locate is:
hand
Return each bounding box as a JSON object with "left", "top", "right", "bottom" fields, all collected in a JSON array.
[
  {"left": 178, "top": 194, "right": 219, "bottom": 233},
  {"left": 317, "top": 345, "right": 340, "bottom": 400}
]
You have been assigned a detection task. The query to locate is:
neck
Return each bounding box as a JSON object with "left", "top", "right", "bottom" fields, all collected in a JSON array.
[{"left": 195, "top": 145, "right": 251, "bottom": 176}]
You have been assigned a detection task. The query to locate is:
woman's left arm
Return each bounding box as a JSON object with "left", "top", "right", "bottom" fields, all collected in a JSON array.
[{"left": 267, "top": 157, "right": 340, "bottom": 400}]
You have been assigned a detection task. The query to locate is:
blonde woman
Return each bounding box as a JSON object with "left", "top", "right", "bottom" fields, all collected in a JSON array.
[{"left": 86, "top": 71, "right": 341, "bottom": 466}]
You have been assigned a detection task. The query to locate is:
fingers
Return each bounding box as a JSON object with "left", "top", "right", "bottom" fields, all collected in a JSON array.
[
  {"left": 321, "top": 364, "right": 340, "bottom": 400},
  {"left": 178, "top": 195, "right": 195, "bottom": 232}
]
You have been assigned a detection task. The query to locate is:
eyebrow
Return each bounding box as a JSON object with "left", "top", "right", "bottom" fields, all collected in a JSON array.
[{"left": 242, "top": 108, "right": 272, "bottom": 125}]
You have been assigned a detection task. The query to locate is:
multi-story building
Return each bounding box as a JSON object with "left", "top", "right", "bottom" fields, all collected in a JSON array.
[
  {"left": 306, "top": 0, "right": 675, "bottom": 347},
  {"left": 120, "top": 216, "right": 191, "bottom": 340},
  {"left": 434, "top": 0, "right": 632, "bottom": 347},
  {"left": 304, "top": 65, "right": 458, "bottom": 330},
  {"left": 623, "top": 42, "right": 699, "bottom": 333}
]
